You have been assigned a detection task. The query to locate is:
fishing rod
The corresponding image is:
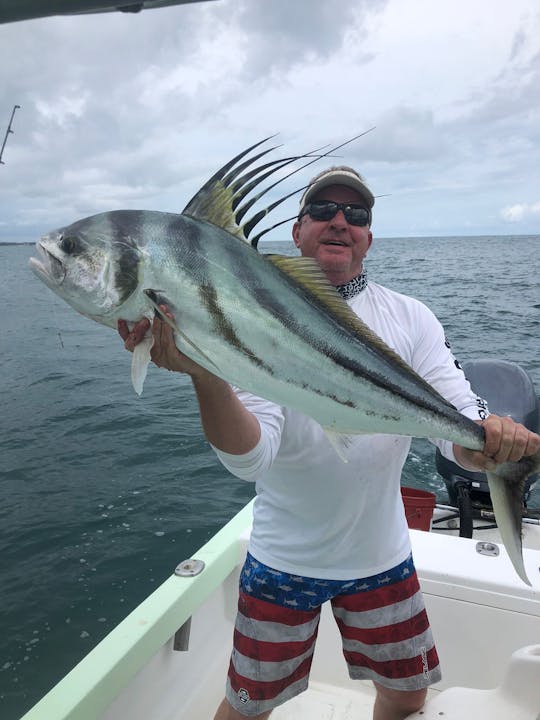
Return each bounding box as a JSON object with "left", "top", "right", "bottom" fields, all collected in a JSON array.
[{"left": 0, "top": 104, "right": 21, "bottom": 165}]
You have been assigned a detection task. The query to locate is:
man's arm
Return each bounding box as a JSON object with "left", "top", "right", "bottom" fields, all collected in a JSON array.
[{"left": 118, "top": 311, "right": 260, "bottom": 455}]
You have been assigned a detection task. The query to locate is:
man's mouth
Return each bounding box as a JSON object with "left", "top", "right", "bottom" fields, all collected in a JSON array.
[{"left": 322, "top": 239, "right": 348, "bottom": 247}]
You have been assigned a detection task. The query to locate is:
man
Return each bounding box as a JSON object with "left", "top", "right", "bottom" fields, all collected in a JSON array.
[{"left": 119, "top": 166, "right": 540, "bottom": 720}]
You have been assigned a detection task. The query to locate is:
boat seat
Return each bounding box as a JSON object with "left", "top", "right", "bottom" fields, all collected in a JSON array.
[{"left": 407, "top": 644, "right": 540, "bottom": 719}]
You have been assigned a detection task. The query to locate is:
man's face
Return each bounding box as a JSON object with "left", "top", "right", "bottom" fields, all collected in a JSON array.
[{"left": 292, "top": 184, "right": 373, "bottom": 286}]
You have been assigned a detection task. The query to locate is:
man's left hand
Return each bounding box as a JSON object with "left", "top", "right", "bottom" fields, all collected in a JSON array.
[{"left": 454, "top": 414, "right": 540, "bottom": 472}]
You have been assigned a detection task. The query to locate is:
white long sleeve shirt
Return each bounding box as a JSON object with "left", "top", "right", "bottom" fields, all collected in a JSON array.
[{"left": 213, "top": 281, "right": 486, "bottom": 580}]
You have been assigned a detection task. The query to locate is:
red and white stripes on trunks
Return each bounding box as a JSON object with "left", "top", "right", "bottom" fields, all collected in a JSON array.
[{"left": 226, "top": 552, "right": 441, "bottom": 716}]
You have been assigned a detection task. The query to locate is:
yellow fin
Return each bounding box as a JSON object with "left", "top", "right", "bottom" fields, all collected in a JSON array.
[
  {"left": 184, "top": 178, "right": 245, "bottom": 240},
  {"left": 182, "top": 137, "right": 280, "bottom": 243}
]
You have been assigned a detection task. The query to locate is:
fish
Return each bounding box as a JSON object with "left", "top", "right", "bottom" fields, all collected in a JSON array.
[{"left": 29, "top": 135, "right": 540, "bottom": 586}]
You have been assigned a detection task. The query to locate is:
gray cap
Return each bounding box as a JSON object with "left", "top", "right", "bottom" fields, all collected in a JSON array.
[{"left": 298, "top": 165, "right": 375, "bottom": 214}]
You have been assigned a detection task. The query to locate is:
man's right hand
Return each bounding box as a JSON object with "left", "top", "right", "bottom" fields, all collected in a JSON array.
[
  {"left": 117, "top": 308, "right": 208, "bottom": 378},
  {"left": 117, "top": 309, "right": 261, "bottom": 454}
]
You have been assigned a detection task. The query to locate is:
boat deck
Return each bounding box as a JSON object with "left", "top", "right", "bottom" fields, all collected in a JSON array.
[
  {"left": 272, "top": 681, "right": 438, "bottom": 719},
  {"left": 273, "top": 681, "right": 376, "bottom": 719}
]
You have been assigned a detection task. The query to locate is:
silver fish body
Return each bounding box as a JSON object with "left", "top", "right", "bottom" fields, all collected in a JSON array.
[
  {"left": 30, "top": 138, "right": 540, "bottom": 585},
  {"left": 30, "top": 207, "right": 484, "bottom": 444}
]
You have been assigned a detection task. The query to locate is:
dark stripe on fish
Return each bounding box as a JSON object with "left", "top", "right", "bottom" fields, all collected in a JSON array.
[
  {"left": 109, "top": 212, "right": 143, "bottom": 305},
  {"left": 253, "top": 272, "right": 461, "bottom": 420},
  {"left": 198, "top": 283, "right": 275, "bottom": 374}
]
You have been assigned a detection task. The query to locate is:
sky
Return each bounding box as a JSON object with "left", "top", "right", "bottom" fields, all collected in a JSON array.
[{"left": 1, "top": 0, "right": 539, "bottom": 241}]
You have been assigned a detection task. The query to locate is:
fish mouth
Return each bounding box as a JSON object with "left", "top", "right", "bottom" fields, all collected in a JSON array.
[{"left": 29, "top": 242, "right": 66, "bottom": 284}]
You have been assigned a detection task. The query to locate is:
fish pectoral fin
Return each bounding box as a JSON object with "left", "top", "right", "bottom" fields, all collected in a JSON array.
[
  {"left": 131, "top": 330, "right": 154, "bottom": 396},
  {"left": 322, "top": 427, "right": 356, "bottom": 463},
  {"left": 143, "top": 289, "right": 222, "bottom": 375},
  {"left": 486, "top": 469, "right": 530, "bottom": 586}
]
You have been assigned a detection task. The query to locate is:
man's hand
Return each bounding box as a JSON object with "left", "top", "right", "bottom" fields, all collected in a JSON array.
[
  {"left": 454, "top": 414, "right": 540, "bottom": 472},
  {"left": 117, "top": 309, "right": 261, "bottom": 454},
  {"left": 117, "top": 308, "right": 209, "bottom": 378}
]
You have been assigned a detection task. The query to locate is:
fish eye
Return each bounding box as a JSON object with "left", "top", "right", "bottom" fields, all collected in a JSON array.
[{"left": 59, "top": 236, "right": 79, "bottom": 254}]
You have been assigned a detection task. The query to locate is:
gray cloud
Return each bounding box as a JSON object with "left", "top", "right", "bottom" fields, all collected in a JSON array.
[{"left": 231, "top": 0, "right": 384, "bottom": 75}]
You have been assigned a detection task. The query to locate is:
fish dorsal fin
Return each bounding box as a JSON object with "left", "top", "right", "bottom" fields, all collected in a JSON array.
[
  {"left": 265, "top": 255, "right": 380, "bottom": 336},
  {"left": 182, "top": 130, "right": 376, "bottom": 249},
  {"left": 265, "top": 254, "right": 455, "bottom": 404},
  {"left": 182, "top": 136, "right": 299, "bottom": 245}
]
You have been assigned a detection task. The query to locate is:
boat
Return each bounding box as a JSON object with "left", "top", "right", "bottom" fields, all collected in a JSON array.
[
  {"left": 18, "top": 359, "right": 540, "bottom": 719},
  {"left": 0, "top": 1, "right": 216, "bottom": 25}
]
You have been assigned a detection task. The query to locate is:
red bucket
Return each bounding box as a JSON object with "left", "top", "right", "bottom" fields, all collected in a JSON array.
[{"left": 401, "top": 487, "right": 436, "bottom": 531}]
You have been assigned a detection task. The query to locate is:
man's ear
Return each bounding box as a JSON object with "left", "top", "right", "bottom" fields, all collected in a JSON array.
[{"left": 292, "top": 220, "right": 301, "bottom": 248}]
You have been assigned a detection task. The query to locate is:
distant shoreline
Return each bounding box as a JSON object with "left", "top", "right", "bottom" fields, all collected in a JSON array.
[
  {"left": 0, "top": 235, "right": 539, "bottom": 247},
  {"left": 0, "top": 241, "right": 35, "bottom": 246}
]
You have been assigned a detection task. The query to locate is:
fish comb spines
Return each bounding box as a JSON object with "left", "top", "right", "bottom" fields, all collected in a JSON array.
[
  {"left": 182, "top": 135, "right": 276, "bottom": 217},
  {"left": 183, "top": 129, "right": 377, "bottom": 249},
  {"left": 223, "top": 145, "right": 283, "bottom": 194},
  {"left": 231, "top": 156, "right": 302, "bottom": 216}
]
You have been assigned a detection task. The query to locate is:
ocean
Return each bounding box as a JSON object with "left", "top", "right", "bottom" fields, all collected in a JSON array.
[{"left": 1, "top": 235, "right": 539, "bottom": 719}]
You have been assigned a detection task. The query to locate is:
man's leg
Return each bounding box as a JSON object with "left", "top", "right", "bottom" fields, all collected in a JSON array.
[
  {"left": 372, "top": 683, "right": 426, "bottom": 720},
  {"left": 224, "top": 554, "right": 322, "bottom": 717},
  {"left": 331, "top": 555, "right": 440, "bottom": 718},
  {"left": 214, "top": 697, "right": 272, "bottom": 720}
]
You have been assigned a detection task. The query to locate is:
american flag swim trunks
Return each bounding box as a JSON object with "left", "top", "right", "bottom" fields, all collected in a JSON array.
[{"left": 226, "top": 552, "right": 441, "bottom": 716}]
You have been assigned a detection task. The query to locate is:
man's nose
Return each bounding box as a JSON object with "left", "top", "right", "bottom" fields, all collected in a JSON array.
[{"left": 329, "top": 209, "right": 348, "bottom": 228}]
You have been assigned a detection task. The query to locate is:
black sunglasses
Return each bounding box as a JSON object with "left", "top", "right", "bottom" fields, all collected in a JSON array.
[{"left": 300, "top": 200, "right": 371, "bottom": 227}]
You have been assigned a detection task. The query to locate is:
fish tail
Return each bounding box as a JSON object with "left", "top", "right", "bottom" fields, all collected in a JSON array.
[{"left": 487, "top": 449, "right": 540, "bottom": 586}]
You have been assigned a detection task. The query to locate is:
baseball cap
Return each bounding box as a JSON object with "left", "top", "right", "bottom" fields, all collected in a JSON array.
[{"left": 298, "top": 165, "right": 375, "bottom": 214}]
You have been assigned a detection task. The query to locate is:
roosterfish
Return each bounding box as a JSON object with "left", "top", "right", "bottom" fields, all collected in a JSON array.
[{"left": 30, "top": 134, "right": 540, "bottom": 585}]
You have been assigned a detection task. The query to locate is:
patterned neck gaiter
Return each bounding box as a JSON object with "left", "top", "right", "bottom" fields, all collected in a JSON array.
[{"left": 335, "top": 270, "right": 368, "bottom": 300}]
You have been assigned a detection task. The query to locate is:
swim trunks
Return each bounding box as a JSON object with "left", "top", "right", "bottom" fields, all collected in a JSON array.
[{"left": 225, "top": 552, "right": 441, "bottom": 716}]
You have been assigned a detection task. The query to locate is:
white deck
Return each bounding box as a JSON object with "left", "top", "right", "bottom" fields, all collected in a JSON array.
[{"left": 272, "top": 681, "right": 377, "bottom": 719}]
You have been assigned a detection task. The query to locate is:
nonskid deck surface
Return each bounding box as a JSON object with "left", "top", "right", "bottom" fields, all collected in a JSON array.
[
  {"left": 272, "top": 681, "right": 375, "bottom": 720},
  {"left": 271, "top": 681, "right": 438, "bottom": 719}
]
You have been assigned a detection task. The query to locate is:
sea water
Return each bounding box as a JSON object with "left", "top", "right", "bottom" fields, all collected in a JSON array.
[{"left": 1, "top": 235, "right": 539, "bottom": 719}]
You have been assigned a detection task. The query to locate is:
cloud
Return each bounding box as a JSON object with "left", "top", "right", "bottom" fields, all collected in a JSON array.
[{"left": 501, "top": 202, "right": 540, "bottom": 222}]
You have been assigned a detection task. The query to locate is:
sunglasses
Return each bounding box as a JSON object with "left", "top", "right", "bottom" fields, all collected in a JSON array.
[{"left": 300, "top": 200, "right": 371, "bottom": 227}]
